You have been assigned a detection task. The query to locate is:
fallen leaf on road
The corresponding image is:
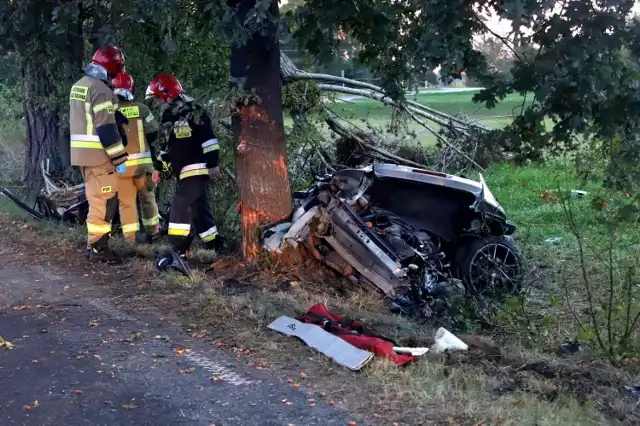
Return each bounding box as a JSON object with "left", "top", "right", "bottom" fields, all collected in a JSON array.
[
  {"left": 214, "top": 341, "right": 224, "bottom": 348},
  {"left": 299, "top": 372, "right": 307, "bottom": 379},
  {"left": 89, "top": 320, "right": 100, "bottom": 327},
  {"left": 0, "top": 336, "right": 14, "bottom": 350},
  {"left": 0, "top": 306, "right": 8, "bottom": 311},
  {"left": 63, "top": 285, "right": 70, "bottom": 292},
  {"left": 281, "top": 399, "right": 288, "bottom": 403},
  {"left": 348, "top": 422, "right": 357, "bottom": 426},
  {"left": 175, "top": 347, "right": 186, "bottom": 355},
  {"left": 31, "top": 359, "right": 38, "bottom": 363},
  {"left": 320, "top": 392, "right": 327, "bottom": 397},
  {"left": 23, "top": 400, "right": 38, "bottom": 410},
  {"left": 309, "top": 403, "right": 315, "bottom": 407},
  {"left": 122, "top": 403, "right": 137, "bottom": 409},
  {"left": 293, "top": 383, "right": 300, "bottom": 389},
  {"left": 329, "top": 400, "right": 335, "bottom": 406},
  {"left": 285, "top": 401, "right": 293, "bottom": 406},
  {"left": 13, "top": 305, "right": 32, "bottom": 311},
  {"left": 210, "top": 376, "right": 224, "bottom": 382},
  {"left": 75, "top": 390, "right": 83, "bottom": 395},
  {"left": 178, "top": 368, "right": 196, "bottom": 375}
]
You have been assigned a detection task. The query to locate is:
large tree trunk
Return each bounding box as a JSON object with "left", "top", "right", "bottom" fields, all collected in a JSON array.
[
  {"left": 230, "top": 0, "right": 292, "bottom": 259},
  {"left": 21, "top": 10, "right": 84, "bottom": 184},
  {"left": 22, "top": 58, "right": 65, "bottom": 183}
]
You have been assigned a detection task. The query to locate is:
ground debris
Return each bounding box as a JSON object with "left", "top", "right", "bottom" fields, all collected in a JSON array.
[{"left": 0, "top": 335, "right": 14, "bottom": 349}]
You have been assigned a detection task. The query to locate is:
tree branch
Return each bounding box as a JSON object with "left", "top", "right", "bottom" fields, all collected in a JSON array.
[{"left": 326, "top": 117, "right": 426, "bottom": 168}]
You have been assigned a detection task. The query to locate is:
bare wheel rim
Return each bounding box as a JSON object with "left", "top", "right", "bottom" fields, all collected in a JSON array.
[{"left": 467, "top": 242, "right": 521, "bottom": 295}]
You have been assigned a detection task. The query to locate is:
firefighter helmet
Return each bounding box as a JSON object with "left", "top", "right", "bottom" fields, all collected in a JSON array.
[
  {"left": 145, "top": 74, "right": 184, "bottom": 103},
  {"left": 112, "top": 72, "right": 134, "bottom": 91},
  {"left": 90, "top": 46, "right": 125, "bottom": 76}
]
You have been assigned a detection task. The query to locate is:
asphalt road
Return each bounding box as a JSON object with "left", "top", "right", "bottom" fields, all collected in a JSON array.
[{"left": 0, "top": 246, "right": 351, "bottom": 426}]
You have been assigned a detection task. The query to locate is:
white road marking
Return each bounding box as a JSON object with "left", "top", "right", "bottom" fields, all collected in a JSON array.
[{"left": 185, "top": 351, "right": 258, "bottom": 386}]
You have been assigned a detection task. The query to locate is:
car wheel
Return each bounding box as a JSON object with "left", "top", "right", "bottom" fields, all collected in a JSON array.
[{"left": 454, "top": 235, "right": 523, "bottom": 297}]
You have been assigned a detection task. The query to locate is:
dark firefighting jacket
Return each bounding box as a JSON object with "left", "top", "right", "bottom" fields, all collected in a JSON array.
[
  {"left": 159, "top": 99, "right": 219, "bottom": 180},
  {"left": 69, "top": 75, "right": 127, "bottom": 167}
]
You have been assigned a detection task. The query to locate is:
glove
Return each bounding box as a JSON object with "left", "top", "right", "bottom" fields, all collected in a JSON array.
[
  {"left": 115, "top": 163, "right": 127, "bottom": 174},
  {"left": 208, "top": 166, "right": 221, "bottom": 182}
]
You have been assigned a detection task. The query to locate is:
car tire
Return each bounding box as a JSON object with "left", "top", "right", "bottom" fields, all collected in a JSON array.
[{"left": 453, "top": 235, "right": 523, "bottom": 297}]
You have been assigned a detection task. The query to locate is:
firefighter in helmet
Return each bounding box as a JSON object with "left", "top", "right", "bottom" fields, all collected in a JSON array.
[
  {"left": 112, "top": 72, "right": 162, "bottom": 242},
  {"left": 69, "top": 46, "right": 128, "bottom": 264},
  {"left": 145, "top": 73, "right": 224, "bottom": 272}
]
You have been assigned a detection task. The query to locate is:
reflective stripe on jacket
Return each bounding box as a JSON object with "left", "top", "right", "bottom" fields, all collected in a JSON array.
[
  {"left": 69, "top": 75, "right": 126, "bottom": 167},
  {"left": 116, "top": 100, "right": 160, "bottom": 176}
]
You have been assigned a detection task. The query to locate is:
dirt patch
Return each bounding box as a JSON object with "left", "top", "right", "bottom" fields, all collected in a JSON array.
[{"left": 0, "top": 211, "right": 637, "bottom": 425}]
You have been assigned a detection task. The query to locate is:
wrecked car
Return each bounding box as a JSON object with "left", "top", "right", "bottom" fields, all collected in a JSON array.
[{"left": 263, "top": 163, "right": 522, "bottom": 317}]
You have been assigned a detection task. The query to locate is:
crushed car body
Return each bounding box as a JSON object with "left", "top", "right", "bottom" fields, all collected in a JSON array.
[{"left": 263, "top": 163, "right": 522, "bottom": 317}]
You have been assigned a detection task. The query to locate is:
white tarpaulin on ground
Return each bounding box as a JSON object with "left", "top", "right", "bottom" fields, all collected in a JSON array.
[{"left": 267, "top": 316, "right": 374, "bottom": 371}]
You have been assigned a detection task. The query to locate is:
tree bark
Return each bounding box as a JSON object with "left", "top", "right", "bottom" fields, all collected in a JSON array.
[
  {"left": 22, "top": 58, "right": 65, "bottom": 183},
  {"left": 230, "top": 0, "right": 292, "bottom": 259}
]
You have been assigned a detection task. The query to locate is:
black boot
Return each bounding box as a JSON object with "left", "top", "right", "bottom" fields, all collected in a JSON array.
[
  {"left": 144, "top": 233, "right": 162, "bottom": 245},
  {"left": 87, "top": 235, "right": 123, "bottom": 265},
  {"left": 203, "top": 235, "right": 227, "bottom": 253},
  {"left": 156, "top": 249, "right": 189, "bottom": 275}
]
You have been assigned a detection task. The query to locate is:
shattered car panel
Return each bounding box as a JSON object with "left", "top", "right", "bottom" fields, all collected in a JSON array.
[{"left": 263, "top": 163, "right": 523, "bottom": 316}]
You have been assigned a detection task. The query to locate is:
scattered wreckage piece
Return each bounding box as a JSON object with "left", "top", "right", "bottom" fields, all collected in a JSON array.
[
  {"left": 269, "top": 303, "right": 422, "bottom": 370},
  {"left": 262, "top": 163, "right": 523, "bottom": 317},
  {"left": 1, "top": 162, "right": 87, "bottom": 224},
  {"left": 268, "top": 316, "right": 375, "bottom": 371}
]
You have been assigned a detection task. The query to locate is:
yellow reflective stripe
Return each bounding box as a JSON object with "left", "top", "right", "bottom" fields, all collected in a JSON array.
[
  {"left": 125, "top": 158, "right": 153, "bottom": 167},
  {"left": 105, "top": 142, "right": 125, "bottom": 157},
  {"left": 168, "top": 222, "right": 191, "bottom": 237},
  {"left": 179, "top": 169, "right": 209, "bottom": 180},
  {"left": 137, "top": 119, "right": 145, "bottom": 153},
  {"left": 201, "top": 231, "right": 218, "bottom": 243},
  {"left": 121, "top": 223, "right": 140, "bottom": 234},
  {"left": 142, "top": 215, "right": 160, "bottom": 226},
  {"left": 87, "top": 223, "right": 112, "bottom": 235},
  {"left": 93, "top": 101, "right": 114, "bottom": 113},
  {"left": 203, "top": 144, "right": 220, "bottom": 154},
  {"left": 71, "top": 141, "right": 102, "bottom": 149},
  {"left": 85, "top": 102, "right": 94, "bottom": 135}
]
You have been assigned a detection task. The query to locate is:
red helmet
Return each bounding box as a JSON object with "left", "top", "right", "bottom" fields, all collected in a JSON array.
[
  {"left": 145, "top": 73, "right": 184, "bottom": 103},
  {"left": 112, "top": 72, "right": 134, "bottom": 91},
  {"left": 91, "top": 46, "right": 125, "bottom": 76}
]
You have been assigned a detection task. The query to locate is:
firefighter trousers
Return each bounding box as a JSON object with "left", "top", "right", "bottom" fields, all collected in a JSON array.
[
  {"left": 81, "top": 162, "right": 119, "bottom": 247},
  {"left": 118, "top": 172, "right": 160, "bottom": 240},
  {"left": 167, "top": 175, "right": 218, "bottom": 254}
]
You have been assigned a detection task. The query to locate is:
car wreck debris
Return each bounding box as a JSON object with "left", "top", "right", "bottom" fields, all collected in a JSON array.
[
  {"left": 432, "top": 327, "right": 469, "bottom": 353},
  {"left": 268, "top": 316, "right": 375, "bottom": 371},
  {"left": 262, "top": 163, "right": 522, "bottom": 317}
]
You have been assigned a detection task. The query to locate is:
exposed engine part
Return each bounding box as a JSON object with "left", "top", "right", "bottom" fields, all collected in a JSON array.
[{"left": 262, "top": 163, "right": 523, "bottom": 319}]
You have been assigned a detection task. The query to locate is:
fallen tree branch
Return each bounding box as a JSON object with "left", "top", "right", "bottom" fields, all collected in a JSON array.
[
  {"left": 326, "top": 117, "right": 426, "bottom": 169},
  {"left": 285, "top": 70, "right": 487, "bottom": 131},
  {"left": 317, "top": 84, "right": 471, "bottom": 133},
  {"left": 399, "top": 105, "right": 485, "bottom": 171}
]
